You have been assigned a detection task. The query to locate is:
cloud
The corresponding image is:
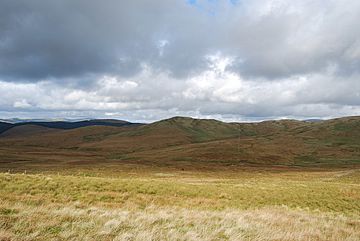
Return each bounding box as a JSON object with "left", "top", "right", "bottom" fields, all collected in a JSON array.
[
  {"left": 0, "top": 0, "right": 359, "bottom": 121},
  {"left": 13, "top": 99, "right": 32, "bottom": 108},
  {"left": 1, "top": 54, "right": 359, "bottom": 121}
]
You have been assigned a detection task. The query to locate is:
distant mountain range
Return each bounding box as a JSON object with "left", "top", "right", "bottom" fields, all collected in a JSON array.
[{"left": 0, "top": 117, "right": 326, "bottom": 135}]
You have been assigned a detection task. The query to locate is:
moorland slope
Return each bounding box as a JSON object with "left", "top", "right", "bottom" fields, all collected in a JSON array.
[{"left": 0, "top": 116, "right": 359, "bottom": 173}]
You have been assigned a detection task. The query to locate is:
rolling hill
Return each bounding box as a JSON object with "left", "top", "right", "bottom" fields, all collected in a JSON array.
[
  {"left": 0, "top": 119, "right": 141, "bottom": 135},
  {"left": 0, "top": 116, "right": 359, "bottom": 173},
  {"left": 0, "top": 122, "right": 13, "bottom": 134}
]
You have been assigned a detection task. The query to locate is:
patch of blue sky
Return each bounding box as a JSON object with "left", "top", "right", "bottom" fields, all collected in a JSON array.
[{"left": 186, "top": 0, "right": 240, "bottom": 16}]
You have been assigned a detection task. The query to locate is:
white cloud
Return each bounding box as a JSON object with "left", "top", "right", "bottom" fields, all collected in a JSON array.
[
  {"left": 13, "top": 99, "right": 31, "bottom": 108},
  {"left": 1, "top": 54, "right": 360, "bottom": 121}
]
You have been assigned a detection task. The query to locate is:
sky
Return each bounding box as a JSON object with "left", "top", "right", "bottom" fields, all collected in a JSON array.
[{"left": 0, "top": 0, "right": 360, "bottom": 122}]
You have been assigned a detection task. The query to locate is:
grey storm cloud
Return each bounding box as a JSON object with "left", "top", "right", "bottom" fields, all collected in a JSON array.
[
  {"left": 0, "top": 0, "right": 211, "bottom": 81},
  {"left": 2, "top": 0, "right": 358, "bottom": 82},
  {"left": 0, "top": 0, "right": 360, "bottom": 121}
]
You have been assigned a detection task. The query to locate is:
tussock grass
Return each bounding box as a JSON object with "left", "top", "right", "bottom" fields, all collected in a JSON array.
[
  {"left": 1, "top": 171, "right": 359, "bottom": 213},
  {"left": 1, "top": 202, "right": 359, "bottom": 241},
  {"left": 0, "top": 170, "right": 359, "bottom": 240}
]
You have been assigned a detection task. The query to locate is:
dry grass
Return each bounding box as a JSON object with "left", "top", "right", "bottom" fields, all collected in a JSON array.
[
  {"left": 1, "top": 171, "right": 359, "bottom": 213},
  {"left": 1, "top": 202, "right": 359, "bottom": 241},
  {"left": 0, "top": 170, "right": 359, "bottom": 240}
]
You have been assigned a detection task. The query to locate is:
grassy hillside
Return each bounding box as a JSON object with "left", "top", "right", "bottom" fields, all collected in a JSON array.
[
  {"left": 97, "top": 116, "right": 360, "bottom": 168},
  {"left": 0, "top": 116, "right": 359, "bottom": 173},
  {"left": 0, "top": 122, "right": 13, "bottom": 134},
  {"left": 0, "top": 124, "right": 59, "bottom": 138}
]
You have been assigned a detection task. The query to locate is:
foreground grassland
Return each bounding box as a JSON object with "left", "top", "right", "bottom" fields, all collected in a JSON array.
[{"left": 1, "top": 169, "right": 359, "bottom": 240}]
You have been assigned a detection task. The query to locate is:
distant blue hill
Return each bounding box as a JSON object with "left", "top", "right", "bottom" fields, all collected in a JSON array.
[{"left": 0, "top": 119, "right": 142, "bottom": 134}]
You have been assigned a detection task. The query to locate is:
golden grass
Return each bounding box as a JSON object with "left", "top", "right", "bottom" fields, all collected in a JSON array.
[
  {"left": 0, "top": 170, "right": 359, "bottom": 240},
  {"left": 1, "top": 202, "right": 359, "bottom": 241},
  {"left": 1, "top": 171, "right": 360, "bottom": 213}
]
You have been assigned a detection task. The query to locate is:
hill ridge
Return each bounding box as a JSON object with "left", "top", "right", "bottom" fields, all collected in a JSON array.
[
  {"left": 0, "top": 119, "right": 142, "bottom": 135},
  {"left": 0, "top": 115, "right": 359, "bottom": 169}
]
